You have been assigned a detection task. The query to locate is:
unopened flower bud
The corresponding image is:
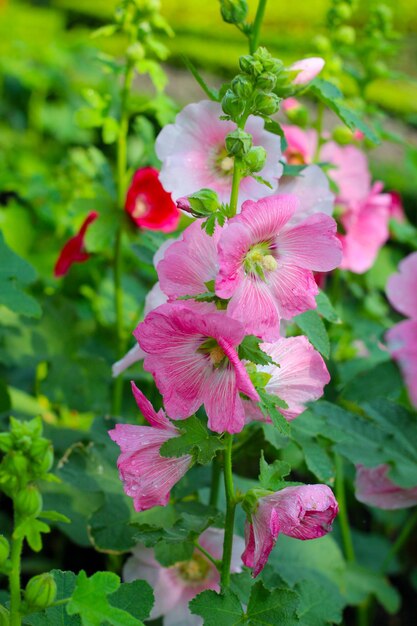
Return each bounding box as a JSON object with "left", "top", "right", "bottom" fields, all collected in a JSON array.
[
  {"left": 221, "top": 89, "right": 246, "bottom": 118},
  {"left": 256, "top": 72, "right": 277, "bottom": 91},
  {"left": 286, "top": 103, "right": 309, "bottom": 127},
  {"left": 176, "top": 196, "right": 191, "bottom": 212},
  {"left": 334, "top": 25, "right": 356, "bottom": 45},
  {"left": 0, "top": 536, "right": 10, "bottom": 566},
  {"left": 231, "top": 74, "right": 253, "bottom": 99},
  {"left": 244, "top": 146, "right": 266, "bottom": 172},
  {"left": 188, "top": 189, "right": 220, "bottom": 217},
  {"left": 24, "top": 573, "right": 57, "bottom": 610},
  {"left": 126, "top": 42, "right": 145, "bottom": 62},
  {"left": 15, "top": 486, "right": 43, "bottom": 518},
  {"left": 290, "top": 57, "right": 325, "bottom": 85},
  {"left": 225, "top": 129, "right": 253, "bottom": 157},
  {"left": 332, "top": 126, "right": 354, "bottom": 145},
  {"left": 253, "top": 92, "right": 280, "bottom": 116},
  {"left": 220, "top": 0, "right": 248, "bottom": 24},
  {"left": 239, "top": 55, "right": 263, "bottom": 76},
  {"left": 33, "top": 444, "right": 54, "bottom": 474}
]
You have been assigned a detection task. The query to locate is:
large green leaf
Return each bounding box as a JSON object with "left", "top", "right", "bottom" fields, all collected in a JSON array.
[
  {"left": 293, "top": 310, "right": 330, "bottom": 358},
  {"left": 189, "top": 589, "right": 244, "bottom": 625},
  {"left": 0, "top": 232, "right": 41, "bottom": 318}
]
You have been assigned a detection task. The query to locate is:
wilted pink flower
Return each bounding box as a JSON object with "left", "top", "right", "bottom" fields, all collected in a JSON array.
[
  {"left": 215, "top": 195, "right": 342, "bottom": 341},
  {"left": 245, "top": 336, "right": 330, "bottom": 422},
  {"left": 54, "top": 211, "right": 98, "bottom": 277},
  {"left": 157, "top": 220, "right": 220, "bottom": 300},
  {"left": 355, "top": 464, "right": 417, "bottom": 509},
  {"left": 339, "top": 182, "right": 394, "bottom": 274},
  {"left": 108, "top": 383, "right": 192, "bottom": 511},
  {"left": 125, "top": 167, "right": 180, "bottom": 233},
  {"left": 386, "top": 252, "right": 417, "bottom": 406},
  {"left": 135, "top": 302, "right": 259, "bottom": 433},
  {"left": 290, "top": 57, "right": 325, "bottom": 85},
  {"left": 242, "top": 484, "right": 338, "bottom": 577},
  {"left": 155, "top": 100, "right": 282, "bottom": 204},
  {"left": 124, "top": 528, "right": 245, "bottom": 626}
]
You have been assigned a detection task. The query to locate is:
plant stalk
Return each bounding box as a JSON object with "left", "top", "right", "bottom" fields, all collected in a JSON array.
[
  {"left": 335, "top": 454, "right": 355, "bottom": 563},
  {"left": 250, "top": 0, "right": 268, "bottom": 54},
  {"left": 9, "top": 534, "right": 23, "bottom": 626},
  {"left": 220, "top": 433, "right": 236, "bottom": 589}
]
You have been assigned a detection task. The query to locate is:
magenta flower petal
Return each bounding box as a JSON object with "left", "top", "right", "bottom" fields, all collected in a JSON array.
[
  {"left": 54, "top": 211, "right": 98, "bottom": 277},
  {"left": 355, "top": 464, "right": 417, "bottom": 510}
]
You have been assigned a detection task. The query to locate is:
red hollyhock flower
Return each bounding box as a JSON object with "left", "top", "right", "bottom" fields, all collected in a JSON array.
[
  {"left": 54, "top": 211, "right": 98, "bottom": 277},
  {"left": 125, "top": 167, "right": 179, "bottom": 233}
]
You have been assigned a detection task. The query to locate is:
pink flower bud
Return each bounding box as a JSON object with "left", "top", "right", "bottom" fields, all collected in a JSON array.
[{"left": 290, "top": 57, "right": 325, "bottom": 85}]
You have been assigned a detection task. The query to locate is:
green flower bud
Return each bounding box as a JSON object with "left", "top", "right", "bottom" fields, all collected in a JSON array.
[
  {"left": 332, "top": 125, "right": 354, "bottom": 145},
  {"left": 126, "top": 42, "right": 145, "bottom": 62},
  {"left": 243, "top": 146, "right": 267, "bottom": 173},
  {"left": 255, "top": 72, "right": 277, "bottom": 91},
  {"left": 35, "top": 446, "right": 54, "bottom": 474},
  {"left": 15, "top": 486, "right": 43, "bottom": 518},
  {"left": 220, "top": 0, "right": 248, "bottom": 24},
  {"left": 231, "top": 74, "right": 253, "bottom": 99},
  {"left": 0, "top": 605, "right": 9, "bottom": 626},
  {"left": 239, "top": 55, "right": 263, "bottom": 76},
  {"left": 253, "top": 92, "right": 280, "bottom": 116},
  {"left": 187, "top": 189, "right": 220, "bottom": 217},
  {"left": 334, "top": 25, "right": 356, "bottom": 45},
  {"left": 286, "top": 104, "right": 309, "bottom": 127},
  {"left": 0, "top": 536, "right": 10, "bottom": 566},
  {"left": 221, "top": 89, "right": 246, "bottom": 119},
  {"left": 312, "top": 34, "right": 331, "bottom": 53},
  {"left": 334, "top": 2, "right": 352, "bottom": 20},
  {"left": 225, "top": 129, "right": 253, "bottom": 157},
  {"left": 24, "top": 573, "right": 57, "bottom": 610}
]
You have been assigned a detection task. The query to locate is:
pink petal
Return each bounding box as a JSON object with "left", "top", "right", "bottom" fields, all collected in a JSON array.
[
  {"left": 268, "top": 262, "right": 318, "bottom": 320},
  {"left": 225, "top": 278, "right": 281, "bottom": 342},
  {"left": 279, "top": 164, "right": 334, "bottom": 226},
  {"left": 355, "top": 464, "right": 417, "bottom": 510},
  {"left": 130, "top": 382, "right": 173, "bottom": 430},
  {"left": 290, "top": 57, "right": 325, "bottom": 85},
  {"left": 386, "top": 252, "right": 417, "bottom": 318},
  {"left": 320, "top": 142, "right": 371, "bottom": 203},
  {"left": 386, "top": 319, "right": 417, "bottom": 407}
]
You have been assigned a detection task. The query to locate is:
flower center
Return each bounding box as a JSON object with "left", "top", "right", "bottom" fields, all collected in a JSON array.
[
  {"left": 285, "top": 149, "right": 307, "bottom": 165},
  {"left": 176, "top": 553, "right": 211, "bottom": 584},
  {"left": 198, "top": 338, "right": 227, "bottom": 368},
  {"left": 245, "top": 243, "right": 277, "bottom": 279},
  {"left": 132, "top": 196, "right": 149, "bottom": 218},
  {"left": 211, "top": 146, "right": 235, "bottom": 178},
  {"left": 209, "top": 345, "right": 226, "bottom": 366}
]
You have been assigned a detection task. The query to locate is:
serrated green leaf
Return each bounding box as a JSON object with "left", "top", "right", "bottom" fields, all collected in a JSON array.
[
  {"left": 295, "top": 579, "right": 343, "bottom": 625},
  {"left": 109, "top": 580, "right": 154, "bottom": 622},
  {"left": 189, "top": 589, "right": 244, "bottom": 625},
  {"left": 238, "top": 336, "right": 276, "bottom": 366},
  {"left": 246, "top": 581, "right": 300, "bottom": 625},
  {"left": 160, "top": 415, "right": 223, "bottom": 465},
  {"left": 294, "top": 309, "right": 330, "bottom": 358},
  {"left": 315, "top": 291, "right": 340, "bottom": 323},
  {"left": 259, "top": 452, "right": 291, "bottom": 491},
  {"left": 13, "top": 518, "right": 50, "bottom": 552},
  {"left": 258, "top": 389, "right": 290, "bottom": 436},
  {"left": 154, "top": 539, "right": 195, "bottom": 566}
]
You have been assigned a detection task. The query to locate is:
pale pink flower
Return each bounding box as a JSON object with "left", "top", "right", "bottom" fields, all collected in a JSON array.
[
  {"left": 244, "top": 336, "right": 330, "bottom": 422},
  {"left": 215, "top": 194, "right": 342, "bottom": 341},
  {"left": 242, "top": 484, "right": 338, "bottom": 577},
  {"left": 281, "top": 97, "right": 301, "bottom": 113},
  {"left": 320, "top": 141, "right": 371, "bottom": 203},
  {"left": 282, "top": 125, "right": 317, "bottom": 165},
  {"left": 108, "top": 383, "right": 192, "bottom": 511},
  {"left": 123, "top": 528, "right": 245, "bottom": 626},
  {"left": 134, "top": 302, "right": 260, "bottom": 433},
  {"left": 290, "top": 57, "right": 325, "bottom": 85},
  {"left": 386, "top": 252, "right": 417, "bottom": 406},
  {"left": 157, "top": 220, "right": 220, "bottom": 300},
  {"left": 277, "top": 164, "right": 334, "bottom": 226},
  {"left": 355, "top": 464, "right": 417, "bottom": 510},
  {"left": 155, "top": 100, "right": 283, "bottom": 204}
]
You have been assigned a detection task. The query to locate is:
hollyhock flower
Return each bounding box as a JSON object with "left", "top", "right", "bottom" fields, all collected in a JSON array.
[
  {"left": 124, "top": 528, "right": 245, "bottom": 626},
  {"left": 244, "top": 336, "right": 330, "bottom": 422},
  {"left": 281, "top": 97, "right": 301, "bottom": 113},
  {"left": 108, "top": 382, "right": 192, "bottom": 511},
  {"left": 125, "top": 167, "right": 180, "bottom": 233},
  {"left": 155, "top": 100, "right": 283, "bottom": 204},
  {"left": 54, "top": 211, "right": 98, "bottom": 277},
  {"left": 290, "top": 57, "right": 325, "bottom": 85},
  {"left": 242, "top": 484, "right": 338, "bottom": 577},
  {"left": 355, "top": 465, "right": 417, "bottom": 510},
  {"left": 339, "top": 182, "right": 393, "bottom": 274},
  {"left": 320, "top": 141, "right": 371, "bottom": 203},
  {"left": 157, "top": 220, "right": 220, "bottom": 300},
  {"left": 388, "top": 191, "right": 405, "bottom": 222},
  {"left": 385, "top": 252, "right": 417, "bottom": 406},
  {"left": 135, "top": 302, "right": 259, "bottom": 433},
  {"left": 277, "top": 164, "right": 334, "bottom": 226},
  {"left": 282, "top": 125, "right": 317, "bottom": 165},
  {"left": 215, "top": 194, "right": 342, "bottom": 341}
]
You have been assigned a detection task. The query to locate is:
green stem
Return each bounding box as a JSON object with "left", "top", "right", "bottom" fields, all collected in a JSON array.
[
  {"left": 209, "top": 455, "right": 221, "bottom": 507},
  {"left": 195, "top": 543, "right": 221, "bottom": 571},
  {"left": 250, "top": 0, "right": 268, "bottom": 54},
  {"left": 335, "top": 454, "right": 355, "bottom": 563},
  {"left": 313, "top": 101, "right": 325, "bottom": 162},
  {"left": 229, "top": 159, "right": 242, "bottom": 216},
  {"left": 9, "top": 535, "right": 23, "bottom": 626},
  {"left": 381, "top": 508, "right": 417, "bottom": 573},
  {"left": 112, "top": 57, "right": 135, "bottom": 416},
  {"left": 220, "top": 433, "right": 236, "bottom": 589}
]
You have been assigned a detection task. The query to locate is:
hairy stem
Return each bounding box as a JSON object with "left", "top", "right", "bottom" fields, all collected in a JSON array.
[
  {"left": 250, "top": 0, "right": 268, "bottom": 54},
  {"left": 221, "top": 433, "right": 236, "bottom": 589},
  {"left": 9, "top": 534, "right": 23, "bottom": 626}
]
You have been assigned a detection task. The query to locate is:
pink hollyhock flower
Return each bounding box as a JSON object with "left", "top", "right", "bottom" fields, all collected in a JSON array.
[
  {"left": 242, "top": 484, "right": 338, "bottom": 577},
  {"left": 277, "top": 164, "right": 334, "bottom": 226},
  {"left": 385, "top": 252, "right": 417, "bottom": 406},
  {"left": 320, "top": 141, "right": 371, "bottom": 204},
  {"left": 339, "top": 182, "right": 393, "bottom": 274},
  {"left": 290, "top": 57, "right": 325, "bottom": 85},
  {"left": 281, "top": 97, "right": 301, "bottom": 113},
  {"left": 109, "top": 382, "right": 192, "bottom": 511},
  {"left": 135, "top": 302, "right": 259, "bottom": 433},
  {"left": 215, "top": 194, "right": 342, "bottom": 341},
  {"left": 155, "top": 100, "right": 283, "bottom": 204},
  {"left": 355, "top": 465, "right": 417, "bottom": 510},
  {"left": 157, "top": 220, "right": 220, "bottom": 300},
  {"left": 245, "top": 336, "right": 330, "bottom": 422},
  {"left": 54, "top": 211, "right": 98, "bottom": 277},
  {"left": 125, "top": 167, "right": 180, "bottom": 233},
  {"left": 282, "top": 125, "right": 317, "bottom": 165},
  {"left": 124, "top": 528, "right": 245, "bottom": 626},
  {"left": 388, "top": 191, "right": 405, "bottom": 222}
]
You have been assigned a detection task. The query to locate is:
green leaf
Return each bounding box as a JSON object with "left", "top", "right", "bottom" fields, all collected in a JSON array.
[
  {"left": 315, "top": 291, "right": 340, "bottom": 323},
  {"left": 0, "top": 232, "right": 41, "bottom": 318},
  {"left": 13, "top": 518, "right": 50, "bottom": 552},
  {"left": 259, "top": 452, "right": 291, "bottom": 491},
  {"left": 102, "top": 117, "right": 119, "bottom": 144},
  {"left": 160, "top": 415, "right": 223, "bottom": 465},
  {"left": 238, "top": 336, "right": 276, "bottom": 366},
  {"left": 295, "top": 579, "right": 344, "bottom": 625},
  {"left": 24, "top": 570, "right": 80, "bottom": 626},
  {"left": 389, "top": 219, "right": 417, "bottom": 249},
  {"left": 109, "top": 580, "right": 154, "bottom": 622},
  {"left": 136, "top": 60, "right": 167, "bottom": 92},
  {"left": 67, "top": 571, "right": 144, "bottom": 626},
  {"left": 189, "top": 589, "right": 244, "bottom": 625},
  {"left": 290, "top": 410, "right": 335, "bottom": 484},
  {"left": 258, "top": 389, "right": 290, "bottom": 436},
  {"left": 154, "top": 539, "right": 195, "bottom": 566},
  {"left": 182, "top": 55, "right": 219, "bottom": 100},
  {"left": 294, "top": 310, "right": 330, "bottom": 358},
  {"left": 344, "top": 564, "right": 400, "bottom": 614},
  {"left": 40, "top": 510, "right": 71, "bottom": 523},
  {"left": 246, "top": 581, "right": 300, "bottom": 625},
  {"left": 88, "top": 494, "right": 137, "bottom": 553}
]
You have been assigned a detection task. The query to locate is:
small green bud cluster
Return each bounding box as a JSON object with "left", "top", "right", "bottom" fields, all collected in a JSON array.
[
  {"left": 219, "top": 0, "right": 248, "bottom": 25},
  {"left": 185, "top": 189, "right": 221, "bottom": 218},
  {"left": 24, "top": 573, "right": 57, "bottom": 611}
]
